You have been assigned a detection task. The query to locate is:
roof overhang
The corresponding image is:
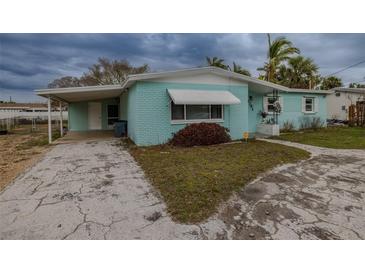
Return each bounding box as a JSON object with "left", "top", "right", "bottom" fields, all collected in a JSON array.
[
  {"left": 168, "top": 89, "right": 241, "bottom": 105},
  {"left": 35, "top": 85, "right": 123, "bottom": 103},
  {"left": 121, "top": 67, "right": 332, "bottom": 95},
  {"left": 121, "top": 67, "right": 288, "bottom": 94},
  {"left": 332, "top": 87, "right": 365, "bottom": 94},
  {"left": 35, "top": 67, "right": 332, "bottom": 102}
]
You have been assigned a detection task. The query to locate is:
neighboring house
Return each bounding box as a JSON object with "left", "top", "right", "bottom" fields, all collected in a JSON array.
[
  {"left": 36, "top": 67, "right": 330, "bottom": 146},
  {"left": 327, "top": 87, "right": 365, "bottom": 121}
]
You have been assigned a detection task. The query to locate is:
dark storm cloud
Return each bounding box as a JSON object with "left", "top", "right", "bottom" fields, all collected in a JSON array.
[{"left": 0, "top": 33, "right": 364, "bottom": 102}]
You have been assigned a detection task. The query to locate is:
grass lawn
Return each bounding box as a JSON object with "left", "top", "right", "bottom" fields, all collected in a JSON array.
[
  {"left": 274, "top": 126, "right": 365, "bottom": 149},
  {"left": 128, "top": 140, "right": 309, "bottom": 223}
]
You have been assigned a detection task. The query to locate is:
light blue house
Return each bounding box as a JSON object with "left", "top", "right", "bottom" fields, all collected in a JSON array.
[{"left": 36, "top": 67, "right": 331, "bottom": 145}]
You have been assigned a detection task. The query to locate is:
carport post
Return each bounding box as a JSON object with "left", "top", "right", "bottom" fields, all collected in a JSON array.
[
  {"left": 59, "top": 101, "right": 63, "bottom": 137},
  {"left": 48, "top": 96, "right": 52, "bottom": 144}
]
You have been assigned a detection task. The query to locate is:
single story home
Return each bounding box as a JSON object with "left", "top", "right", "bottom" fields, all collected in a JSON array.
[
  {"left": 36, "top": 67, "right": 331, "bottom": 146},
  {"left": 327, "top": 87, "right": 365, "bottom": 121}
]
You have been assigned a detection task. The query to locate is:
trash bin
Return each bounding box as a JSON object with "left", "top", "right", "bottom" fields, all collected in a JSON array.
[{"left": 114, "top": 120, "right": 127, "bottom": 137}]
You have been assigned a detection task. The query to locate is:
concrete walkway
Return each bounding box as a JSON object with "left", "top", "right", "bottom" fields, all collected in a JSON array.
[
  {"left": 198, "top": 139, "right": 365, "bottom": 239},
  {"left": 1, "top": 138, "right": 364, "bottom": 239}
]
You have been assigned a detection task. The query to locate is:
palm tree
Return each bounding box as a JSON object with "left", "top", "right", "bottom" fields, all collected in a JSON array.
[
  {"left": 277, "top": 56, "right": 319, "bottom": 89},
  {"left": 349, "top": 82, "right": 365, "bottom": 88},
  {"left": 258, "top": 34, "right": 300, "bottom": 82},
  {"left": 206, "top": 57, "right": 228, "bottom": 69},
  {"left": 320, "top": 76, "right": 343, "bottom": 90},
  {"left": 231, "top": 62, "right": 251, "bottom": 76}
]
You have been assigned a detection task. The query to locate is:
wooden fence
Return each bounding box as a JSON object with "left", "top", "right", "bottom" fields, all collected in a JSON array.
[{"left": 349, "top": 101, "right": 365, "bottom": 127}]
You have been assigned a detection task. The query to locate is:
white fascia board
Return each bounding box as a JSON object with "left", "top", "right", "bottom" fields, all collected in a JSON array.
[
  {"left": 35, "top": 85, "right": 122, "bottom": 95},
  {"left": 280, "top": 89, "right": 333, "bottom": 95}
]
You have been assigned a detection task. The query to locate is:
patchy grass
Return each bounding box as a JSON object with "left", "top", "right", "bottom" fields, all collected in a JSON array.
[
  {"left": 16, "top": 131, "right": 60, "bottom": 150},
  {"left": 274, "top": 126, "right": 365, "bottom": 149},
  {"left": 0, "top": 125, "right": 61, "bottom": 191},
  {"left": 128, "top": 140, "right": 309, "bottom": 223}
]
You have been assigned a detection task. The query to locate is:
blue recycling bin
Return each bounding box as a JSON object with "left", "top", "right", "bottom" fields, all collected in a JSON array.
[{"left": 114, "top": 120, "right": 127, "bottom": 137}]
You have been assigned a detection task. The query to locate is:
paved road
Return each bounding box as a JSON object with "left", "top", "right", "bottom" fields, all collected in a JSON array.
[{"left": 1, "top": 138, "right": 364, "bottom": 239}]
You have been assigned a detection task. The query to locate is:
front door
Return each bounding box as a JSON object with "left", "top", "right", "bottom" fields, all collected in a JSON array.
[{"left": 88, "top": 102, "right": 102, "bottom": 130}]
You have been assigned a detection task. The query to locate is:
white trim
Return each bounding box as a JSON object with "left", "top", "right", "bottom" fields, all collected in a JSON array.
[
  {"left": 332, "top": 87, "right": 365, "bottom": 94},
  {"left": 171, "top": 119, "right": 224, "bottom": 125},
  {"left": 303, "top": 96, "right": 315, "bottom": 113},
  {"left": 36, "top": 85, "right": 122, "bottom": 94},
  {"left": 263, "top": 96, "right": 282, "bottom": 114}
]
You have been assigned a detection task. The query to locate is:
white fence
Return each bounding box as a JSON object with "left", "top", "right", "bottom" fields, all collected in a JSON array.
[
  {"left": 0, "top": 111, "right": 68, "bottom": 120},
  {"left": 0, "top": 111, "right": 68, "bottom": 132}
]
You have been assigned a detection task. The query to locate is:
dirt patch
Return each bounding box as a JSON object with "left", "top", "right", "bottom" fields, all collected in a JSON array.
[{"left": 0, "top": 126, "right": 51, "bottom": 191}]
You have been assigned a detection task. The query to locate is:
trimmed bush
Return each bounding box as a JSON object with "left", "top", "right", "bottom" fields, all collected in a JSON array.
[{"left": 170, "top": 123, "right": 231, "bottom": 147}]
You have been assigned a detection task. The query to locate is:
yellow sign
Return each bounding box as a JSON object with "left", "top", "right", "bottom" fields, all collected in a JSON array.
[{"left": 243, "top": 132, "right": 249, "bottom": 141}]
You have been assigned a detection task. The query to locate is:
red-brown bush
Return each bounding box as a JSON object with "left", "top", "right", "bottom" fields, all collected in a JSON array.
[{"left": 169, "top": 123, "right": 231, "bottom": 147}]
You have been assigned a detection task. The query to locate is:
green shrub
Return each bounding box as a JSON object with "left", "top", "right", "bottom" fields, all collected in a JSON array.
[
  {"left": 299, "top": 116, "right": 324, "bottom": 130},
  {"left": 281, "top": 120, "right": 295, "bottom": 132}
]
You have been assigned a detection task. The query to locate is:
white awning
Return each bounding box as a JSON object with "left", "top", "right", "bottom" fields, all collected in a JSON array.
[{"left": 167, "top": 89, "right": 241, "bottom": 105}]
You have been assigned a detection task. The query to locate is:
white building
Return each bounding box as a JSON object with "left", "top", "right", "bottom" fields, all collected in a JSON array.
[{"left": 327, "top": 88, "right": 365, "bottom": 121}]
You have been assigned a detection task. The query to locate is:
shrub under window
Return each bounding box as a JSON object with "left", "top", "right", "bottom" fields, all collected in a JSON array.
[{"left": 169, "top": 122, "right": 231, "bottom": 147}]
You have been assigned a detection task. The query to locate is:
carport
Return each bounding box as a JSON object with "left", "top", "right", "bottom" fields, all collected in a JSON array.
[{"left": 36, "top": 85, "right": 123, "bottom": 143}]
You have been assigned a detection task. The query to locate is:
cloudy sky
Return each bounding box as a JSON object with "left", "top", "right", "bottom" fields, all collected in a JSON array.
[{"left": 0, "top": 33, "right": 364, "bottom": 102}]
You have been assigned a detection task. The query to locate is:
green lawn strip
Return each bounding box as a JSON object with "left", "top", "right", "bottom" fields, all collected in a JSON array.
[
  {"left": 274, "top": 127, "right": 365, "bottom": 149},
  {"left": 128, "top": 140, "right": 309, "bottom": 224}
]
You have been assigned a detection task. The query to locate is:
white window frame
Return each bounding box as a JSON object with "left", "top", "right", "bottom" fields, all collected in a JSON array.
[
  {"left": 304, "top": 97, "right": 315, "bottom": 113},
  {"left": 266, "top": 96, "right": 276, "bottom": 114},
  {"left": 170, "top": 102, "right": 224, "bottom": 124},
  {"left": 264, "top": 96, "right": 283, "bottom": 114}
]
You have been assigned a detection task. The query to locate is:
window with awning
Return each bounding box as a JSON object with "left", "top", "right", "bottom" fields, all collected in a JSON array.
[
  {"left": 168, "top": 89, "right": 236, "bottom": 122},
  {"left": 168, "top": 89, "right": 239, "bottom": 123},
  {"left": 171, "top": 102, "right": 223, "bottom": 122}
]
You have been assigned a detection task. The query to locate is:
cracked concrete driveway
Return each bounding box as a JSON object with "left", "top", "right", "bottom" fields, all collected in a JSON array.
[
  {"left": 1, "top": 138, "right": 364, "bottom": 239},
  {"left": 0, "top": 139, "right": 201, "bottom": 239}
]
